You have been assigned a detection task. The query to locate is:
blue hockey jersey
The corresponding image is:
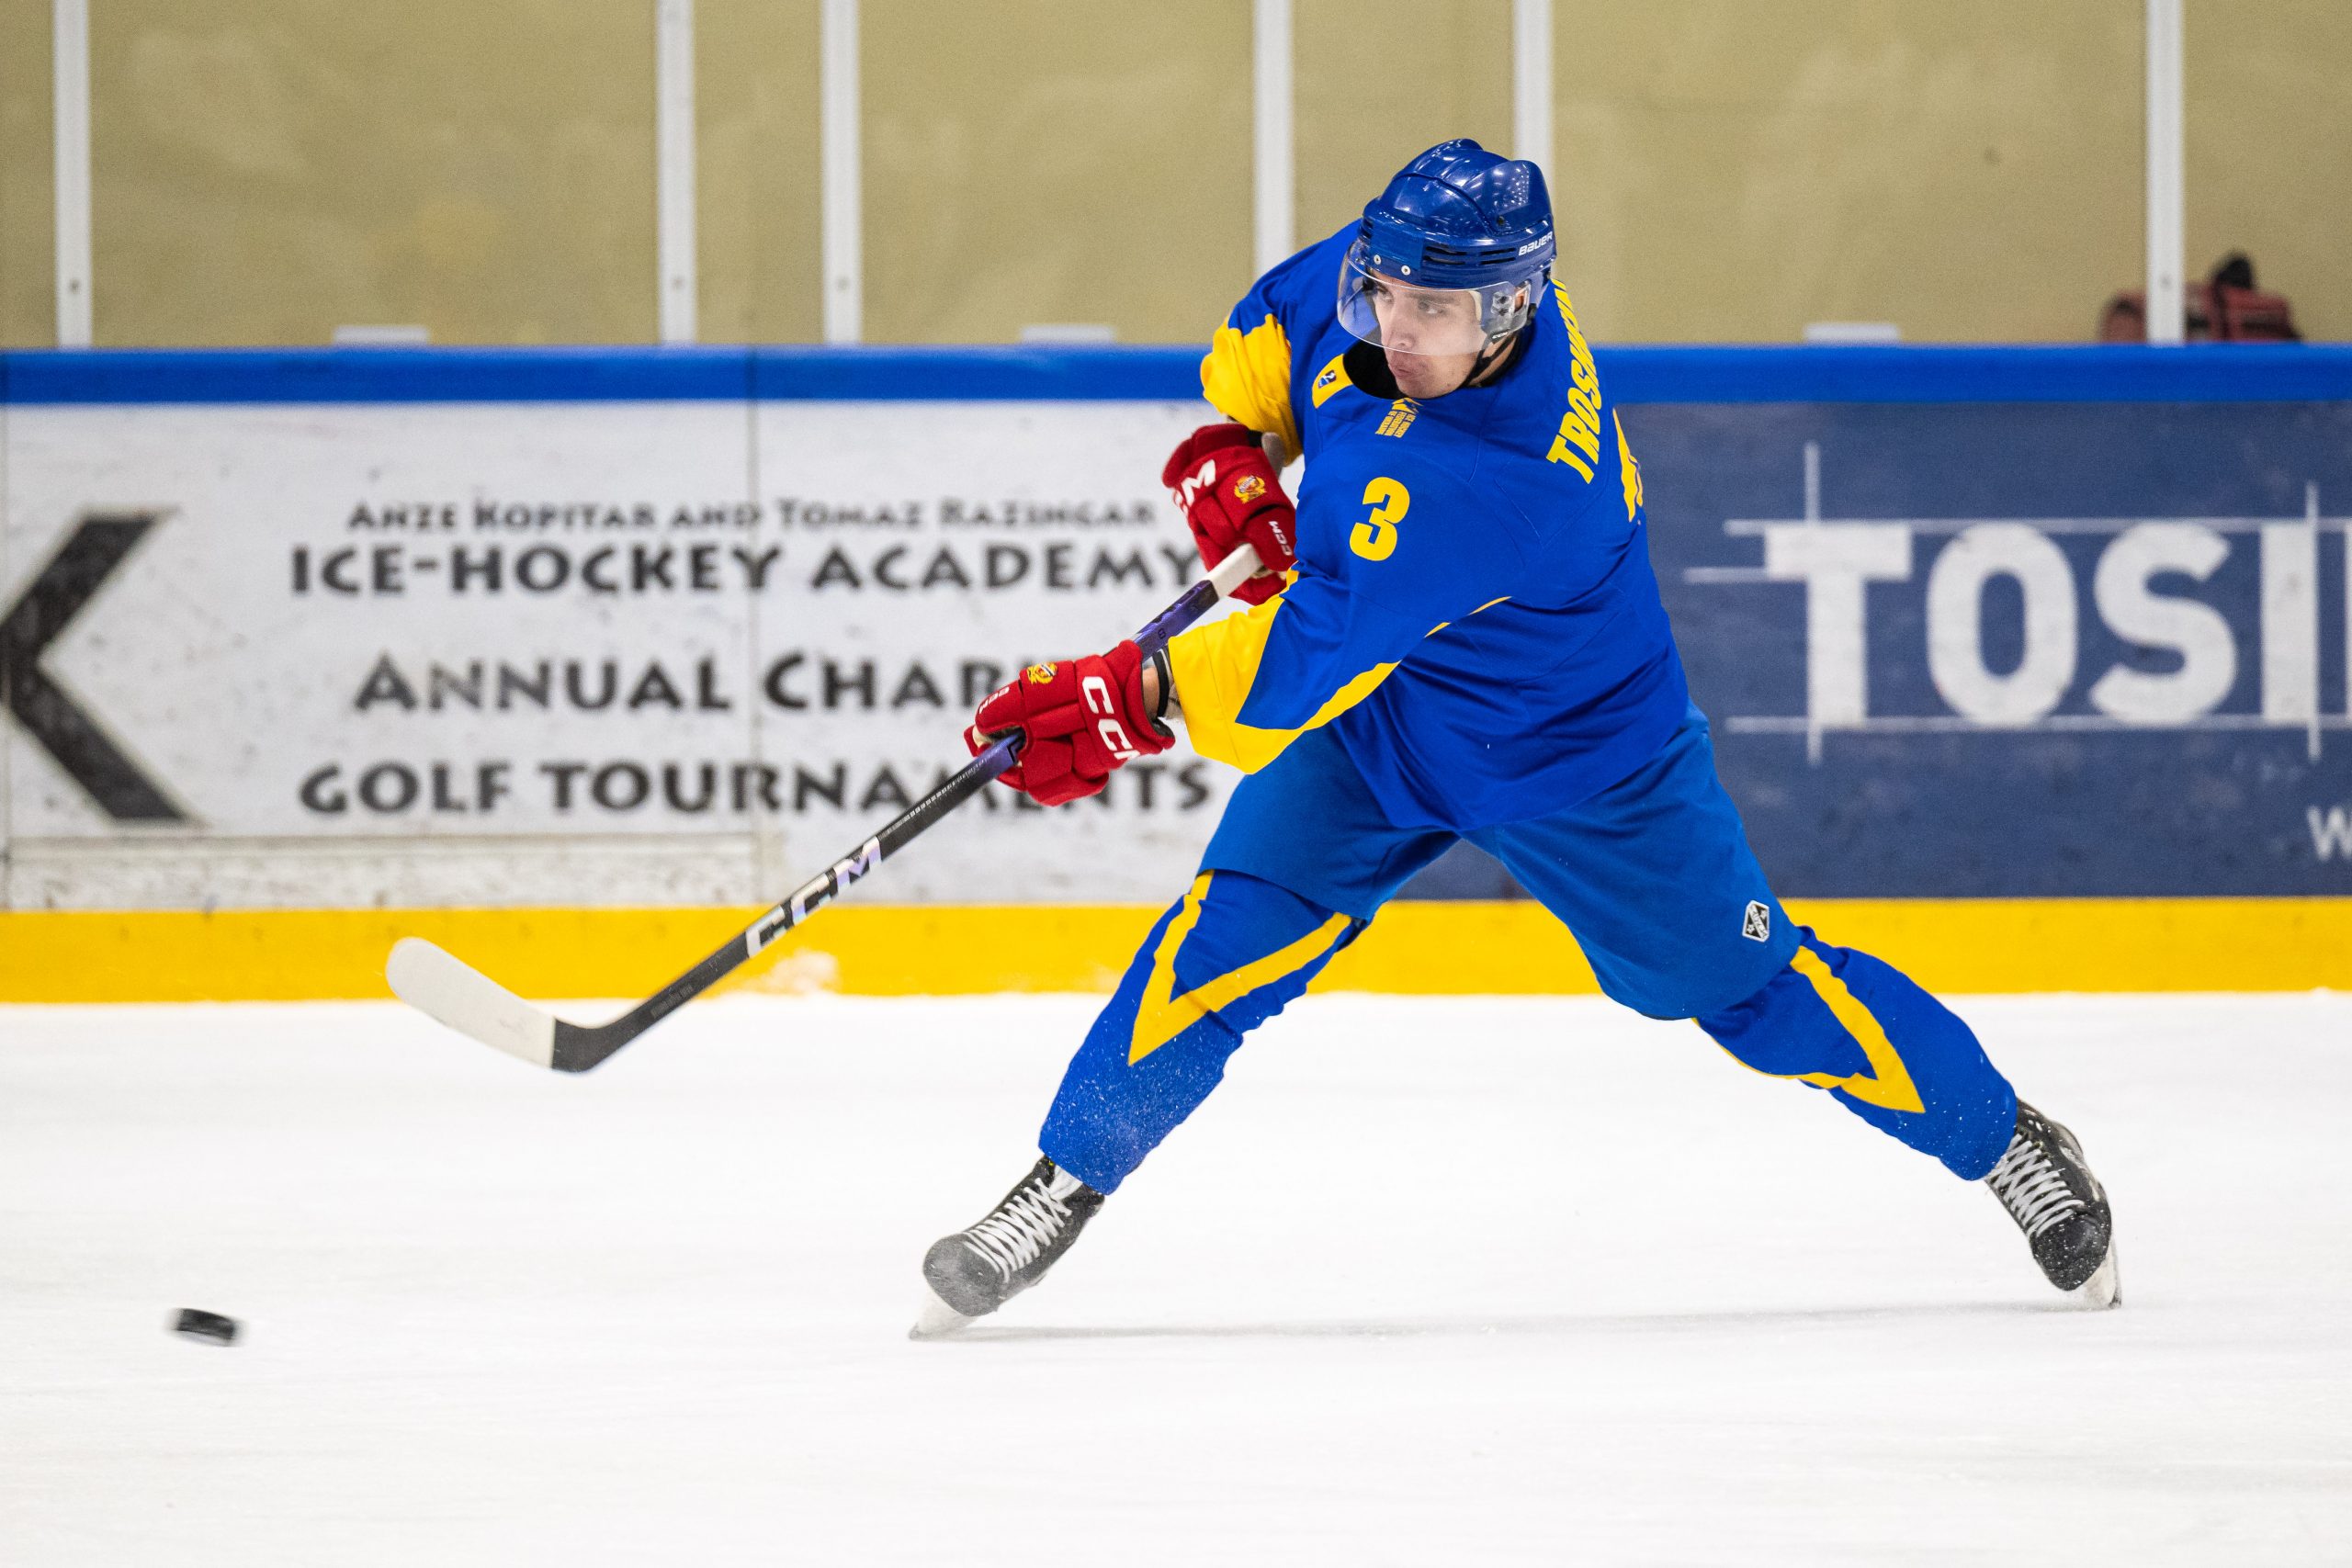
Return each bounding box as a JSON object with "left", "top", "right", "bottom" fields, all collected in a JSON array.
[{"left": 1165, "top": 225, "right": 1690, "bottom": 830}]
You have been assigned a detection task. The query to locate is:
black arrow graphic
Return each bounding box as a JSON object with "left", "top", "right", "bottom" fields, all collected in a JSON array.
[{"left": 0, "top": 513, "right": 187, "bottom": 822}]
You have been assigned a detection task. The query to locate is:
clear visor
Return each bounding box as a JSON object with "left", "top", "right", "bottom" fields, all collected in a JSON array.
[{"left": 1337, "top": 245, "right": 1534, "bottom": 358}]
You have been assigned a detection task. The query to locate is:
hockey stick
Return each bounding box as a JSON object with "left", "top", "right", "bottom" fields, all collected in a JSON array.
[{"left": 388, "top": 542, "right": 1267, "bottom": 1072}]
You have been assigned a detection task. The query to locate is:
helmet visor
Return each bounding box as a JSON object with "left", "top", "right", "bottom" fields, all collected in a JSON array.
[{"left": 1337, "top": 241, "right": 1536, "bottom": 358}]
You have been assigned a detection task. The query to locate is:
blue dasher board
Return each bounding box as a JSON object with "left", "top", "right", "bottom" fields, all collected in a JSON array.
[{"left": 1636, "top": 397, "right": 2352, "bottom": 897}]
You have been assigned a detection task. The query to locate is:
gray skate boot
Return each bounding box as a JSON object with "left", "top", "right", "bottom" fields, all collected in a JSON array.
[
  {"left": 1984, "top": 1101, "right": 2120, "bottom": 1308},
  {"left": 912, "top": 1156, "right": 1104, "bottom": 1337}
]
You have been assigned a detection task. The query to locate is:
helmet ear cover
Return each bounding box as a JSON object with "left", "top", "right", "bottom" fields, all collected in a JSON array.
[{"left": 1474, "top": 268, "right": 1548, "bottom": 344}]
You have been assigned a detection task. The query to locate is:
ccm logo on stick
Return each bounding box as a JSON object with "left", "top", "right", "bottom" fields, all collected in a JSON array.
[{"left": 750, "top": 837, "right": 883, "bottom": 952}]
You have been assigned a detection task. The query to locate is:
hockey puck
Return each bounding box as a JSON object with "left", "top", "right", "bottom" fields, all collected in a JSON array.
[{"left": 172, "top": 1308, "right": 239, "bottom": 1346}]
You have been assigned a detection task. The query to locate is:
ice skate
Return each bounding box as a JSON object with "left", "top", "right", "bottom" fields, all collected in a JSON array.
[
  {"left": 1984, "top": 1101, "right": 2120, "bottom": 1308},
  {"left": 911, "top": 1156, "right": 1104, "bottom": 1338}
]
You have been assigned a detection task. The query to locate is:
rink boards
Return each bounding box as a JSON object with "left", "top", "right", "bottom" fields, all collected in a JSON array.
[
  {"left": 10, "top": 896, "right": 2352, "bottom": 1002},
  {"left": 5, "top": 344, "right": 2352, "bottom": 998}
]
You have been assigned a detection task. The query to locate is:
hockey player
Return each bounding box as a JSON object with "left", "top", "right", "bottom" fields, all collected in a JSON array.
[{"left": 917, "top": 141, "right": 2117, "bottom": 1333}]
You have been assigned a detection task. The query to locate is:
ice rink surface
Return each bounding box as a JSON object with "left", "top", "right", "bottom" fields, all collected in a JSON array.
[{"left": 3, "top": 991, "right": 2347, "bottom": 1565}]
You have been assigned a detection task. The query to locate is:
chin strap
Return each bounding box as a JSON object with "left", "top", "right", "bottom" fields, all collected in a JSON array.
[{"left": 1466, "top": 328, "right": 1525, "bottom": 388}]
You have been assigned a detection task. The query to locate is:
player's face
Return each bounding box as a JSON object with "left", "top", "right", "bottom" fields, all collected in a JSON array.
[
  {"left": 1364, "top": 276, "right": 1483, "bottom": 398},
  {"left": 1384, "top": 342, "right": 1480, "bottom": 399}
]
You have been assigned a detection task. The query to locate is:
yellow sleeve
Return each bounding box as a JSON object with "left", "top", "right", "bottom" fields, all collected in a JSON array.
[
  {"left": 1166, "top": 596, "right": 1402, "bottom": 773},
  {"left": 1200, "top": 314, "right": 1301, "bottom": 461}
]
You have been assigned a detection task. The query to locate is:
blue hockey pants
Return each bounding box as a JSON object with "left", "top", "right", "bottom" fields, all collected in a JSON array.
[{"left": 1037, "top": 715, "right": 2018, "bottom": 1193}]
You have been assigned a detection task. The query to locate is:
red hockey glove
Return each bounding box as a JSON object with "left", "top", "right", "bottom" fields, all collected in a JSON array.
[
  {"left": 967, "top": 640, "right": 1173, "bottom": 806},
  {"left": 1161, "top": 423, "right": 1297, "bottom": 606}
]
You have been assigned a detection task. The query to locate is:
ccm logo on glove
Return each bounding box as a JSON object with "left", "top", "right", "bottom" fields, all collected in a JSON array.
[
  {"left": 1080, "top": 675, "right": 1140, "bottom": 762},
  {"left": 970, "top": 641, "right": 1171, "bottom": 806}
]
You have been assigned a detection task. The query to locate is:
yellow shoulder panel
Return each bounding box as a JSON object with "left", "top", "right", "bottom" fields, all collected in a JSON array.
[
  {"left": 1167, "top": 596, "right": 1401, "bottom": 773},
  {"left": 1201, "top": 314, "right": 1301, "bottom": 461}
]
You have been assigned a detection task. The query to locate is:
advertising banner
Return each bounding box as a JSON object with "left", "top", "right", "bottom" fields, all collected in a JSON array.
[
  {"left": 1641, "top": 400, "right": 2352, "bottom": 896},
  {"left": 1, "top": 395, "right": 1240, "bottom": 908},
  {"left": 6, "top": 349, "right": 2350, "bottom": 912}
]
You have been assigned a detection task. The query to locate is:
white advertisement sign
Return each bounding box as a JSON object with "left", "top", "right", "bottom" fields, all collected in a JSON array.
[{"left": 0, "top": 400, "right": 1242, "bottom": 909}]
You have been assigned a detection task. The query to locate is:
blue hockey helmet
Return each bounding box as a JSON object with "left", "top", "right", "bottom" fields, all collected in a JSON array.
[{"left": 1338, "top": 139, "right": 1555, "bottom": 357}]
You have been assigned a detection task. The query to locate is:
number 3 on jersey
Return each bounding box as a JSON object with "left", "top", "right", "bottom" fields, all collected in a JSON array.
[{"left": 1351, "top": 478, "right": 1409, "bottom": 562}]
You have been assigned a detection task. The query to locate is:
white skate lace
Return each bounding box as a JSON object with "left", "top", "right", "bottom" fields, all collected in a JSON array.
[
  {"left": 1984, "top": 1133, "right": 2084, "bottom": 1240},
  {"left": 963, "top": 1176, "right": 1073, "bottom": 1280}
]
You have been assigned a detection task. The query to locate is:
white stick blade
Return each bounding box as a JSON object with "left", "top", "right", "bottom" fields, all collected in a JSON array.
[{"left": 387, "top": 937, "right": 559, "bottom": 1068}]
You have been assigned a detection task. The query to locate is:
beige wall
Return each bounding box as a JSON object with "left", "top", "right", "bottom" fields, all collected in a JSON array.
[
  {"left": 1295, "top": 0, "right": 1512, "bottom": 254},
  {"left": 1549, "top": 0, "right": 2144, "bottom": 344},
  {"left": 1, "top": 0, "right": 52, "bottom": 347},
  {"left": 85, "top": 0, "right": 658, "bottom": 346},
  {"left": 2186, "top": 0, "right": 2352, "bottom": 343},
  {"left": 859, "top": 0, "right": 1250, "bottom": 344},
  {"left": 0, "top": 2, "right": 2346, "bottom": 347}
]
